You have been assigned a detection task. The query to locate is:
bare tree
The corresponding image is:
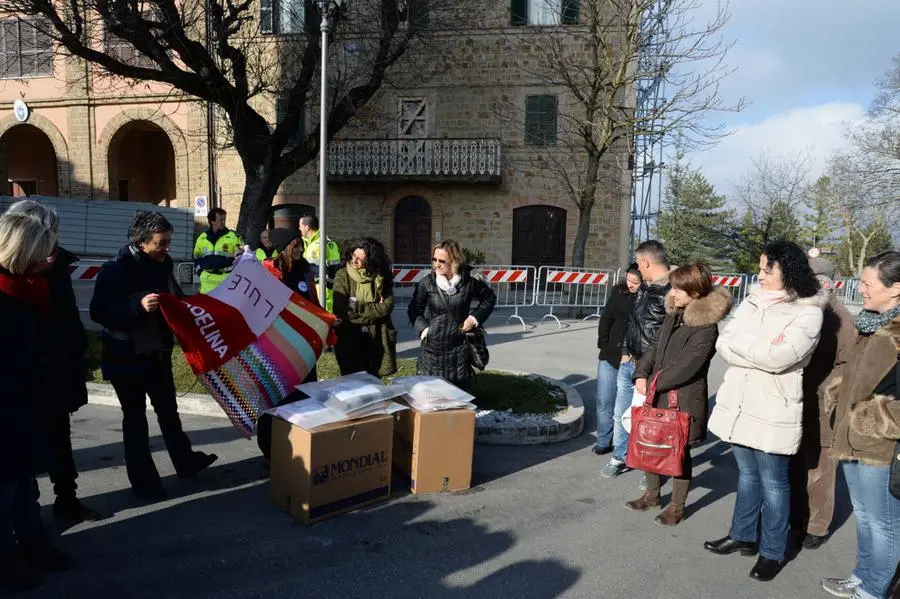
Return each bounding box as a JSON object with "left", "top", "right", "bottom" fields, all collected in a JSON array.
[
  {"left": 1, "top": 0, "right": 474, "bottom": 239},
  {"left": 493, "top": 0, "right": 743, "bottom": 267},
  {"left": 735, "top": 150, "right": 812, "bottom": 240}
]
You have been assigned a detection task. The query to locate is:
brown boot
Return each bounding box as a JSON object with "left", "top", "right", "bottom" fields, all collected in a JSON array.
[
  {"left": 655, "top": 479, "right": 690, "bottom": 526},
  {"left": 625, "top": 490, "right": 661, "bottom": 512}
]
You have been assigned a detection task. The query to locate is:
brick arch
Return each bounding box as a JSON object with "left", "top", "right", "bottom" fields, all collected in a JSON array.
[
  {"left": 381, "top": 187, "right": 444, "bottom": 263},
  {"left": 98, "top": 109, "right": 190, "bottom": 205},
  {"left": 0, "top": 113, "right": 72, "bottom": 196}
]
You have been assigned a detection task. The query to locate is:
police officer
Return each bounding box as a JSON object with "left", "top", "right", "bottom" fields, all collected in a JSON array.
[
  {"left": 193, "top": 208, "right": 243, "bottom": 294},
  {"left": 255, "top": 229, "right": 278, "bottom": 262},
  {"left": 299, "top": 215, "right": 340, "bottom": 312}
]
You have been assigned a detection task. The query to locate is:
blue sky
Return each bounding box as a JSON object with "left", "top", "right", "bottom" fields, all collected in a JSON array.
[{"left": 685, "top": 0, "right": 900, "bottom": 195}]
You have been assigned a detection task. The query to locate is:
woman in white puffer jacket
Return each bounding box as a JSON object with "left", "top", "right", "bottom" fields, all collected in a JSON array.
[{"left": 704, "top": 241, "right": 827, "bottom": 584}]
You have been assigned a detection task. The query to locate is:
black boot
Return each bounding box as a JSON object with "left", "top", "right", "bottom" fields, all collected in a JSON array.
[
  {"left": 0, "top": 547, "right": 42, "bottom": 592},
  {"left": 749, "top": 556, "right": 783, "bottom": 582},
  {"left": 801, "top": 533, "right": 829, "bottom": 550},
  {"left": 53, "top": 497, "right": 104, "bottom": 524},
  {"left": 176, "top": 452, "right": 219, "bottom": 479},
  {"left": 21, "top": 540, "right": 76, "bottom": 573},
  {"left": 703, "top": 536, "right": 759, "bottom": 556}
]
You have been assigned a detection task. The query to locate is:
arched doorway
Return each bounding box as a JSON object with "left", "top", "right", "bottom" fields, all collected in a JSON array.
[
  {"left": 107, "top": 121, "right": 176, "bottom": 204},
  {"left": 0, "top": 124, "right": 58, "bottom": 196},
  {"left": 271, "top": 203, "right": 316, "bottom": 232},
  {"left": 394, "top": 196, "right": 432, "bottom": 264},
  {"left": 511, "top": 205, "right": 566, "bottom": 268}
]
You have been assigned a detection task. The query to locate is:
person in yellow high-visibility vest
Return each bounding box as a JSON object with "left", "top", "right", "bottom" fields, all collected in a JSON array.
[
  {"left": 255, "top": 229, "right": 278, "bottom": 262},
  {"left": 299, "top": 215, "right": 340, "bottom": 312},
  {"left": 193, "top": 208, "right": 244, "bottom": 294}
]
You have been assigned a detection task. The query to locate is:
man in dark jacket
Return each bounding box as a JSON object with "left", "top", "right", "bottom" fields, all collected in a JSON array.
[
  {"left": 90, "top": 212, "right": 217, "bottom": 500},
  {"left": 5, "top": 200, "right": 102, "bottom": 523},
  {"left": 601, "top": 240, "right": 671, "bottom": 479},
  {"left": 790, "top": 256, "right": 856, "bottom": 550}
]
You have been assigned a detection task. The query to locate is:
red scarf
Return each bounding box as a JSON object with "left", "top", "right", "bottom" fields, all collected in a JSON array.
[{"left": 0, "top": 272, "right": 50, "bottom": 313}]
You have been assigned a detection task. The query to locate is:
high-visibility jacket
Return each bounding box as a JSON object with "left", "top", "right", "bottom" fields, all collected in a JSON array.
[
  {"left": 255, "top": 247, "right": 278, "bottom": 262},
  {"left": 302, "top": 230, "right": 340, "bottom": 312},
  {"left": 193, "top": 228, "right": 244, "bottom": 294}
]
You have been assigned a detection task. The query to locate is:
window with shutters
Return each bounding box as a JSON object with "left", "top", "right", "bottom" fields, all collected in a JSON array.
[
  {"left": 525, "top": 95, "right": 558, "bottom": 146},
  {"left": 260, "top": 0, "right": 310, "bottom": 34},
  {"left": 510, "top": 0, "right": 579, "bottom": 25},
  {"left": 276, "top": 97, "right": 305, "bottom": 149},
  {"left": 0, "top": 19, "right": 53, "bottom": 79},
  {"left": 398, "top": 98, "right": 428, "bottom": 138},
  {"left": 104, "top": 14, "right": 156, "bottom": 68}
]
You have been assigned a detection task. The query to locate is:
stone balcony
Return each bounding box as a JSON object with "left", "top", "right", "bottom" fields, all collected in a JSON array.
[{"left": 328, "top": 138, "right": 502, "bottom": 183}]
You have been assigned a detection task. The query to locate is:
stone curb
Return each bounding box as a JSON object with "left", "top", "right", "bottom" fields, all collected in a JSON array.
[
  {"left": 474, "top": 372, "right": 584, "bottom": 446},
  {"left": 87, "top": 382, "right": 228, "bottom": 420}
]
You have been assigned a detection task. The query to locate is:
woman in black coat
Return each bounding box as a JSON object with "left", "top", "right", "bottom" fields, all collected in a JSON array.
[
  {"left": 0, "top": 212, "right": 74, "bottom": 592},
  {"left": 593, "top": 264, "right": 641, "bottom": 454},
  {"left": 408, "top": 240, "right": 496, "bottom": 389},
  {"left": 625, "top": 263, "right": 732, "bottom": 527}
]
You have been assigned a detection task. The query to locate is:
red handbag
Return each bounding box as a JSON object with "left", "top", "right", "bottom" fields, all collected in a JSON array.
[{"left": 625, "top": 371, "right": 691, "bottom": 477}]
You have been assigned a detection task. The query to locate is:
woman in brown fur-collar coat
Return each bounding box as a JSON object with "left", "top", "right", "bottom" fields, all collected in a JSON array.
[
  {"left": 627, "top": 263, "right": 733, "bottom": 527},
  {"left": 820, "top": 250, "right": 899, "bottom": 599}
]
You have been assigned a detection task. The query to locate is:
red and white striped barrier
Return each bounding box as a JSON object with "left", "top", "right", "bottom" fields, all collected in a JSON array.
[
  {"left": 392, "top": 267, "right": 428, "bottom": 284},
  {"left": 547, "top": 270, "right": 609, "bottom": 286},
  {"left": 712, "top": 275, "right": 742, "bottom": 288},
  {"left": 69, "top": 264, "right": 103, "bottom": 281},
  {"left": 479, "top": 268, "right": 529, "bottom": 284}
]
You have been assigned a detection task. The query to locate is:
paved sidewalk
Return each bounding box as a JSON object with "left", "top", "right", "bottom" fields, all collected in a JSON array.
[{"left": 27, "top": 318, "right": 858, "bottom": 599}]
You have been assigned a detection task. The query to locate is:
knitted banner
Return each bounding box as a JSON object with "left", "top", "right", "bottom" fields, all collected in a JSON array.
[{"left": 160, "top": 255, "right": 337, "bottom": 438}]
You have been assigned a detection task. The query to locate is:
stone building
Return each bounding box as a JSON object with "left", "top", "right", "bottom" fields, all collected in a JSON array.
[{"left": 0, "top": 2, "right": 632, "bottom": 269}]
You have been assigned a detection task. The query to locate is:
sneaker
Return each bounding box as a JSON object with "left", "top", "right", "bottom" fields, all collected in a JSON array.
[
  {"left": 600, "top": 459, "right": 629, "bottom": 479},
  {"left": 801, "top": 533, "right": 829, "bottom": 550},
  {"left": 821, "top": 577, "right": 861, "bottom": 598}
]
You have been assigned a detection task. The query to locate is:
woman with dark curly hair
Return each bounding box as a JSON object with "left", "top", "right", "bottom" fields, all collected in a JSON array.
[
  {"left": 704, "top": 241, "right": 827, "bottom": 582},
  {"left": 332, "top": 237, "right": 397, "bottom": 377}
]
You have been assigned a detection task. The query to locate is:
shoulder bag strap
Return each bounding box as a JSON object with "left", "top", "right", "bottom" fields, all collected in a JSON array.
[{"left": 647, "top": 370, "right": 680, "bottom": 410}]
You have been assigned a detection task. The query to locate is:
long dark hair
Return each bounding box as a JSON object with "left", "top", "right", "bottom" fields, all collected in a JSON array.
[
  {"left": 761, "top": 241, "right": 819, "bottom": 298},
  {"left": 344, "top": 237, "right": 392, "bottom": 279},
  {"left": 274, "top": 237, "right": 307, "bottom": 274},
  {"left": 616, "top": 262, "right": 642, "bottom": 294}
]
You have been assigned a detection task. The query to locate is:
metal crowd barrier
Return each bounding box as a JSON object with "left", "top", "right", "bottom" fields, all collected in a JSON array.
[
  {"left": 711, "top": 273, "right": 748, "bottom": 306},
  {"left": 536, "top": 266, "right": 614, "bottom": 328},
  {"left": 391, "top": 263, "right": 430, "bottom": 308},
  {"left": 475, "top": 264, "right": 536, "bottom": 330}
]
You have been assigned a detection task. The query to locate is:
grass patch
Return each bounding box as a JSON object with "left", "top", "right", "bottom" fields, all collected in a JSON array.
[
  {"left": 86, "top": 333, "right": 566, "bottom": 414},
  {"left": 470, "top": 372, "right": 568, "bottom": 415}
]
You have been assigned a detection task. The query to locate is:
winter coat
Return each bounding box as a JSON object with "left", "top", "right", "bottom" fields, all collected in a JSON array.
[
  {"left": 597, "top": 283, "right": 636, "bottom": 368},
  {"left": 827, "top": 315, "right": 899, "bottom": 466},
  {"left": 634, "top": 287, "right": 732, "bottom": 444},
  {"left": 623, "top": 272, "right": 671, "bottom": 359},
  {"left": 90, "top": 245, "right": 184, "bottom": 377},
  {"left": 709, "top": 285, "right": 827, "bottom": 455},
  {"left": 800, "top": 294, "right": 857, "bottom": 448},
  {"left": 333, "top": 267, "right": 398, "bottom": 377},
  {"left": 44, "top": 248, "right": 89, "bottom": 413},
  {"left": 0, "top": 283, "right": 50, "bottom": 481},
  {"left": 408, "top": 265, "right": 497, "bottom": 388}
]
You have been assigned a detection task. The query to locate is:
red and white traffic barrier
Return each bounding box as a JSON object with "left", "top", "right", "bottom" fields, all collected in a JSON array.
[
  {"left": 392, "top": 267, "right": 428, "bottom": 284},
  {"left": 712, "top": 275, "right": 743, "bottom": 288},
  {"left": 546, "top": 270, "right": 609, "bottom": 286},
  {"left": 478, "top": 268, "right": 528, "bottom": 284},
  {"left": 69, "top": 264, "right": 103, "bottom": 281}
]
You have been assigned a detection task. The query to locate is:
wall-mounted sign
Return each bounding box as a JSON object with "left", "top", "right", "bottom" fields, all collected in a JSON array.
[
  {"left": 194, "top": 195, "right": 209, "bottom": 217},
  {"left": 13, "top": 99, "right": 29, "bottom": 123}
]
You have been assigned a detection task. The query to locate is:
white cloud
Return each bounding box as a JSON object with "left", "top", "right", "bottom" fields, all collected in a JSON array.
[{"left": 686, "top": 101, "right": 867, "bottom": 196}]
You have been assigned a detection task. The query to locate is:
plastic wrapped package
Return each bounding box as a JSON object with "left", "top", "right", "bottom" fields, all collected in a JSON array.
[
  {"left": 296, "top": 372, "right": 406, "bottom": 415},
  {"left": 391, "top": 375, "right": 477, "bottom": 412}
]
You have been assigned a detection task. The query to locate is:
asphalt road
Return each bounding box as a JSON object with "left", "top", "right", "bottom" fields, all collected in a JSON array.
[{"left": 22, "top": 320, "right": 856, "bottom": 599}]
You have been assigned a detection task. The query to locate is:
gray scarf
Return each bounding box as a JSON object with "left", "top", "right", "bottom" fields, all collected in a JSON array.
[{"left": 855, "top": 304, "right": 900, "bottom": 334}]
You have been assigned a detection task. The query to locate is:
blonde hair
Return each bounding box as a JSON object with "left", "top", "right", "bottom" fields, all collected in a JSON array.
[
  {"left": 432, "top": 240, "right": 463, "bottom": 274},
  {"left": 0, "top": 213, "right": 57, "bottom": 275},
  {"left": 6, "top": 199, "right": 59, "bottom": 233}
]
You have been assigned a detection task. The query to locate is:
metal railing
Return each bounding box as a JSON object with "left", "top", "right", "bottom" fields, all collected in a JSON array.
[{"left": 536, "top": 266, "right": 615, "bottom": 328}]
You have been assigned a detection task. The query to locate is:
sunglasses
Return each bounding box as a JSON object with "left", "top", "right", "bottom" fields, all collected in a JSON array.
[{"left": 432, "top": 257, "right": 447, "bottom": 265}]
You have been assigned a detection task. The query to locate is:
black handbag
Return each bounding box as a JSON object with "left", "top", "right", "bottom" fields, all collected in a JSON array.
[
  {"left": 890, "top": 440, "right": 900, "bottom": 500},
  {"left": 465, "top": 327, "right": 489, "bottom": 370}
]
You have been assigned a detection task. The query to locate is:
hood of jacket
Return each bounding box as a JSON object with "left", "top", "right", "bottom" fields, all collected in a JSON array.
[{"left": 665, "top": 285, "right": 733, "bottom": 327}]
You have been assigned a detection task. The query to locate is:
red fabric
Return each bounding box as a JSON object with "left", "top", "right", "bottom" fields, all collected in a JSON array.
[
  {"left": 158, "top": 292, "right": 257, "bottom": 374},
  {"left": 0, "top": 272, "right": 50, "bottom": 313},
  {"left": 262, "top": 259, "right": 282, "bottom": 281},
  {"left": 625, "top": 372, "right": 691, "bottom": 477}
]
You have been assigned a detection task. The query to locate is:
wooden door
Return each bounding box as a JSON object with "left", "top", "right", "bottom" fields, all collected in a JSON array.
[
  {"left": 394, "top": 196, "right": 432, "bottom": 264},
  {"left": 511, "top": 205, "right": 566, "bottom": 268}
]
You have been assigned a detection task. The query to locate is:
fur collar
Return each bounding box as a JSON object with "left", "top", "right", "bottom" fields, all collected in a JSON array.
[
  {"left": 872, "top": 314, "right": 900, "bottom": 351},
  {"left": 665, "top": 286, "right": 733, "bottom": 327}
]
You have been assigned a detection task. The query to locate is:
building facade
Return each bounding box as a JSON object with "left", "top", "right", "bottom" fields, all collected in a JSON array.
[{"left": 0, "top": 2, "right": 632, "bottom": 269}]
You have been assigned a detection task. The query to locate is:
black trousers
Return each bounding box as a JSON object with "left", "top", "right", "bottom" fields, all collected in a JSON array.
[
  {"left": 108, "top": 356, "right": 194, "bottom": 490},
  {"left": 45, "top": 408, "right": 79, "bottom": 500}
]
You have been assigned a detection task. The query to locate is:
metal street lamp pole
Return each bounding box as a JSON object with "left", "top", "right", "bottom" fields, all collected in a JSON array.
[{"left": 316, "top": 0, "right": 340, "bottom": 308}]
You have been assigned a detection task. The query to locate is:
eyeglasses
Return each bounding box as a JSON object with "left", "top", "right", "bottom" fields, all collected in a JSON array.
[{"left": 432, "top": 257, "right": 447, "bottom": 265}]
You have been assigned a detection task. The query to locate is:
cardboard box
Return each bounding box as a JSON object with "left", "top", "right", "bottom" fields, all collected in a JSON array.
[
  {"left": 393, "top": 407, "right": 476, "bottom": 495},
  {"left": 269, "top": 414, "right": 393, "bottom": 524}
]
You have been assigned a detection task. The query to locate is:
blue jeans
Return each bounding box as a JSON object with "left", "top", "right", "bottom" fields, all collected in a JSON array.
[
  {"left": 611, "top": 360, "right": 635, "bottom": 462},
  {"left": 842, "top": 461, "right": 900, "bottom": 599},
  {"left": 729, "top": 444, "right": 791, "bottom": 561},
  {"left": 0, "top": 474, "right": 43, "bottom": 552},
  {"left": 594, "top": 361, "right": 618, "bottom": 450}
]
